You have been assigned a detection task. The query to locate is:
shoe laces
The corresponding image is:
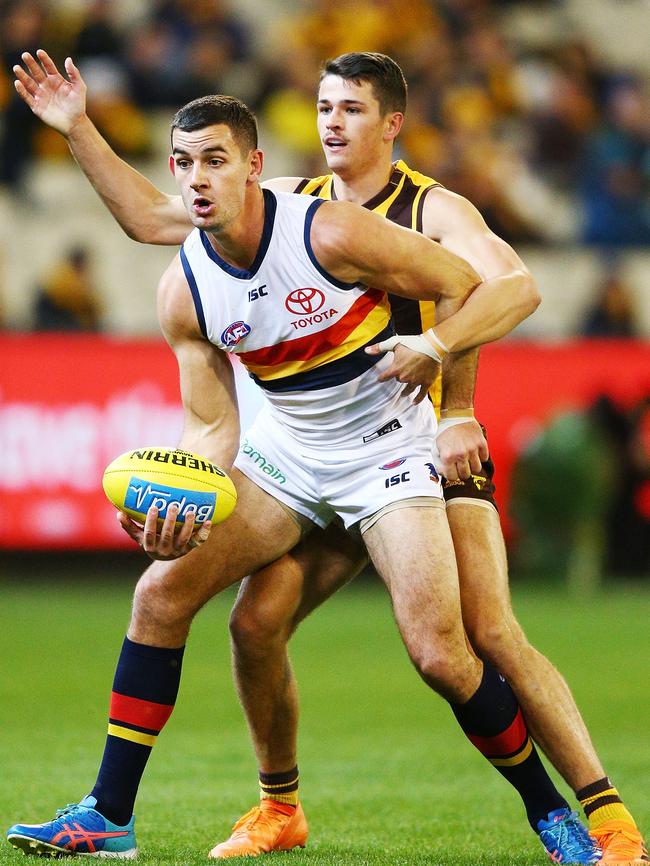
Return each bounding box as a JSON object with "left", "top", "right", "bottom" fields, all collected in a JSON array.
[
  {"left": 229, "top": 804, "right": 287, "bottom": 839},
  {"left": 54, "top": 804, "right": 86, "bottom": 820},
  {"left": 544, "top": 811, "right": 601, "bottom": 862},
  {"left": 594, "top": 822, "right": 645, "bottom": 856}
]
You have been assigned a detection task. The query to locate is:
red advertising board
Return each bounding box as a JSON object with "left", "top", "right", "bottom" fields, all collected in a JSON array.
[
  {"left": 2, "top": 334, "right": 649, "bottom": 549},
  {"left": 473, "top": 339, "right": 650, "bottom": 532},
  {"left": 2, "top": 334, "right": 184, "bottom": 549}
]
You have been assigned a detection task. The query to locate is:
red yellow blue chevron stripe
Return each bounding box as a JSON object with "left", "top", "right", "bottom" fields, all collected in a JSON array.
[
  {"left": 238, "top": 288, "right": 390, "bottom": 383},
  {"left": 107, "top": 691, "right": 174, "bottom": 746},
  {"left": 467, "top": 707, "right": 533, "bottom": 767}
]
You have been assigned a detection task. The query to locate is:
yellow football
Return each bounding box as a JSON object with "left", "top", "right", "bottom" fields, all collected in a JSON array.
[{"left": 102, "top": 447, "right": 237, "bottom": 526}]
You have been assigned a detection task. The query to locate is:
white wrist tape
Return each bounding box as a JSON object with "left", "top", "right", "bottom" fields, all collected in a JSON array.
[
  {"left": 374, "top": 329, "right": 449, "bottom": 363},
  {"left": 436, "top": 415, "right": 478, "bottom": 439}
]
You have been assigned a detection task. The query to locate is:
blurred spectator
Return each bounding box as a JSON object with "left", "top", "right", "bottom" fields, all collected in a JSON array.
[
  {"left": 153, "top": 0, "right": 250, "bottom": 62},
  {"left": 510, "top": 409, "right": 615, "bottom": 589},
  {"left": 0, "top": 0, "right": 46, "bottom": 191},
  {"left": 260, "top": 46, "right": 322, "bottom": 162},
  {"left": 580, "top": 76, "right": 650, "bottom": 246},
  {"left": 591, "top": 396, "right": 650, "bottom": 576},
  {"left": 581, "top": 270, "right": 638, "bottom": 337},
  {"left": 32, "top": 246, "right": 103, "bottom": 332},
  {"left": 1, "top": 0, "right": 650, "bottom": 252},
  {"left": 125, "top": 0, "right": 253, "bottom": 108},
  {"left": 73, "top": 0, "right": 122, "bottom": 63},
  {"left": 123, "top": 20, "right": 180, "bottom": 108},
  {"left": 80, "top": 58, "right": 151, "bottom": 157}
]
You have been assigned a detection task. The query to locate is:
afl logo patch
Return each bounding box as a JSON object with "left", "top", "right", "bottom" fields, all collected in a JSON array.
[
  {"left": 380, "top": 458, "right": 407, "bottom": 470},
  {"left": 285, "top": 288, "right": 325, "bottom": 315},
  {"left": 221, "top": 320, "right": 251, "bottom": 346}
]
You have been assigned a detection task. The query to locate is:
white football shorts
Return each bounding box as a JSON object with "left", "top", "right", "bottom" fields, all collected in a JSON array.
[{"left": 234, "top": 397, "right": 443, "bottom": 530}]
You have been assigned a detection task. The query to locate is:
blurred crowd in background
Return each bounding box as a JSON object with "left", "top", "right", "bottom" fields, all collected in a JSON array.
[
  {"left": 1, "top": 0, "right": 650, "bottom": 247},
  {"left": 0, "top": 0, "right": 648, "bottom": 572}
]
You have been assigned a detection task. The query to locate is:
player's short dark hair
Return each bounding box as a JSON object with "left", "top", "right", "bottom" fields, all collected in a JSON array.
[
  {"left": 170, "top": 95, "right": 258, "bottom": 154},
  {"left": 320, "top": 52, "right": 407, "bottom": 115}
]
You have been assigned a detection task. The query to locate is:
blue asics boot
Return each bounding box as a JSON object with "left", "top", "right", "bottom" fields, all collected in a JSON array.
[
  {"left": 537, "top": 808, "right": 602, "bottom": 864},
  {"left": 6, "top": 796, "right": 137, "bottom": 858}
]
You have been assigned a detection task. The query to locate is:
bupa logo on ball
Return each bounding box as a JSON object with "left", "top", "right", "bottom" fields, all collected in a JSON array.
[
  {"left": 125, "top": 476, "right": 216, "bottom": 523},
  {"left": 221, "top": 320, "right": 251, "bottom": 347}
]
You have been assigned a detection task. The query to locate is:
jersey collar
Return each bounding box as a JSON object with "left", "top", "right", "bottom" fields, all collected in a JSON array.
[
  {"left": 329, "top": 163, "right": 403, "bottom": 212},
  {"left": 199, "top": 188, "right": 277, "bottom": 279}
]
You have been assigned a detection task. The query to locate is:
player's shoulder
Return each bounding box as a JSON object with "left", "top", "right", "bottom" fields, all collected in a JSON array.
[
  {"left": 293, "top": 173, "right": 333, "bottom": 198},
  {"left": 394, "top": 159, "right": 440, "bottom": 191},
  {"left": 262, "top": 175, "right": 332, "bottom": 197},
  {"left": 157, "top": 252, "right": 201, "bottom": 340},
  {"left": 262, "top": 176, "right": 306, "bottom": 193},
  {"left": 420, "top": 184, "right": 487, "bottom": 239}
]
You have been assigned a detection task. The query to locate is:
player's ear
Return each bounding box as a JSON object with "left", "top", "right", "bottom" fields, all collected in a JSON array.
[
  {"left": 384, "top": 112, "right": 404, "bottom": 142},
  {"left": 169, "top": 154, "right": 176, "bottom": 176},
  {"left": 247, "top": 148, "right": 264, "bottom": 183}
]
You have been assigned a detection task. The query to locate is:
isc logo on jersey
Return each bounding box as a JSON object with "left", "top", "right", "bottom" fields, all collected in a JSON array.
[
  {"left": 285, "top": 288, "right": 337, "bottom": 330},
  {"left": 125, "top": 478, "right": 216, "bottom": 523}
]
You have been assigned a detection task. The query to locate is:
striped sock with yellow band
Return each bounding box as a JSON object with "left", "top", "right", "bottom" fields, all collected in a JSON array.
[
  {"left": 259, "top": 767, "right": 300, "bottom": 807},
  {"left": 577, "top": 777, "right": 637, "bottom": 830},
  {"left": 90, "top": 637, "right": 184, "bottom": 826},
  {"left": 452, "top": 663, "right": 567, "bottom": 829}
]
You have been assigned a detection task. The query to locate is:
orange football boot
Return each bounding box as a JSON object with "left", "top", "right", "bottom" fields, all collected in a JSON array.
[
  {"left": 591, "top": 820, "right": 649, "bottom": 865},
  {"left": 208, "top": 800, "right": 308, "bottom": 859}
]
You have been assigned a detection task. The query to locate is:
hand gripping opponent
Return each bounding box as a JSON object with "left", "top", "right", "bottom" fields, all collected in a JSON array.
[
  {"left": 371, "top": 328, "right": 449, "bottom": 363},
  {"left": 365, "top": 329, "right": 449, "bottom": 404}
]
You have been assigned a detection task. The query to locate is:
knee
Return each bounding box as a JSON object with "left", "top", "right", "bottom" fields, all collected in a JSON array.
[
  {"left": 229, "top": 601, "right": 290, "bottom": 660},
  {"left": 407, "top": 635, "right": 480, "bottom": 703},
  {"left": 131, "top": 569, "right": 197, "bottom": 635},
  {"left": 468, "top": 614, "right": 531, "bottom": 670}
]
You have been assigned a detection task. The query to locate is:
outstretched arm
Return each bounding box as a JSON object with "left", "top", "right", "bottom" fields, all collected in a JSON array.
[
  {"left": 14, "top": 50, "right": 192, "bottom": 244},
  {"left": 14, "top": 50, "right": 304, "bottom": 244}
]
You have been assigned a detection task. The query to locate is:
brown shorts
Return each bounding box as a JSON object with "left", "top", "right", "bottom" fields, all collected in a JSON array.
[{"left": 441, "top": 424, "right": 497, "bottom": 510}]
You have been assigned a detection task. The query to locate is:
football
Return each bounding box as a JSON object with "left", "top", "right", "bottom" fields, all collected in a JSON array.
[{"left": 102, "top": 447, "right": 237, "bottom": 526}]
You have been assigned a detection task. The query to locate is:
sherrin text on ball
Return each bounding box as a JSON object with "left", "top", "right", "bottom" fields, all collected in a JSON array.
[{"left": 102, "top": 447, "right": 237, "bottom": 526}]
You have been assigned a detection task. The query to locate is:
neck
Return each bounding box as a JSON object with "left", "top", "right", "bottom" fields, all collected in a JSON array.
[
  {"left": 206, "top": 185, "right": 266, "bottom": 269},
  {"left": 330, "top": 154, "right": 395, "bottom": 205}
]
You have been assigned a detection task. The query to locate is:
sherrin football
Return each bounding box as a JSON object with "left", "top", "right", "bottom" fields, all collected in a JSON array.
[{"left": 102, "top": 447, "right": 237, "bottom": 526}]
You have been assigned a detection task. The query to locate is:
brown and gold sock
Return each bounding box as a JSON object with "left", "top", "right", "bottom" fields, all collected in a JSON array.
[
  {"left": 577, "top": 777, "right": 637, "bottom": 831},
  {"left": 259, "top": 766, "right": 299, "bottom": 807}
]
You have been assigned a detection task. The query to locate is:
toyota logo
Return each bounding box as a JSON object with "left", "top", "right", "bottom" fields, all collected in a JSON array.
[{"left": 285, "top": 288, "right": 325, "bottom": 315}]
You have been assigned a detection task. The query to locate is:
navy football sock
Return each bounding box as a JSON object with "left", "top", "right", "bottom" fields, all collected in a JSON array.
[
  {"left": 451, "top": 663, "right": 567, "bottom": 829},
  {"left": 90, "top": 637, "right": 184, "bottom": 825}
]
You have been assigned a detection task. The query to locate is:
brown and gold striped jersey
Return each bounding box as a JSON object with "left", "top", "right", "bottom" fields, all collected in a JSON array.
[{"left": 294, "top": 159, "right": 444, "bottom": 411}]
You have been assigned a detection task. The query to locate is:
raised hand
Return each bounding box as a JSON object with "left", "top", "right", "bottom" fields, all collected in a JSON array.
[{"left": 13, "top": 49, "right": 87, "bottom": 136}]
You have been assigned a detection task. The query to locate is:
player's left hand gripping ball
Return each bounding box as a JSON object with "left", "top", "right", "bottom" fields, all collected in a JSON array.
[{"left": 102, "top": 447, "right": 237, "bottom": 528}]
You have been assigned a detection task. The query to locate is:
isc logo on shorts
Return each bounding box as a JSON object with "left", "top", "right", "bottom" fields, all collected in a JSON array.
[{"left": 125, "top": 477, "right": 216, "bottom": 523}]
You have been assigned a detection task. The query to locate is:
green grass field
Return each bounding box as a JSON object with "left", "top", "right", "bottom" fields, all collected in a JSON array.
[{"left": 1, "top": 568, "right": 648, "bottom": 866}]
